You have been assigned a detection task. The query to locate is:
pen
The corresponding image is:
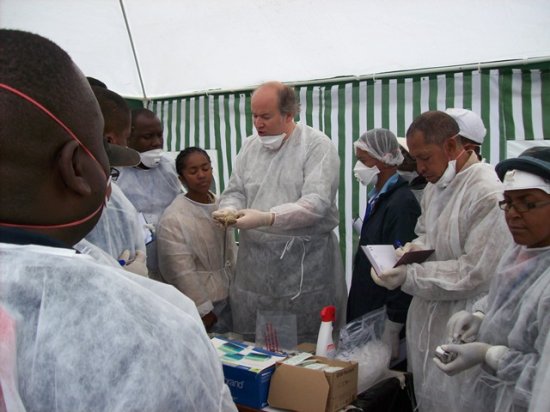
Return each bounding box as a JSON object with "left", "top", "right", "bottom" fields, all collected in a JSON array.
[{"left": 394, "top": 240, "right": 403, "bottom": 249}]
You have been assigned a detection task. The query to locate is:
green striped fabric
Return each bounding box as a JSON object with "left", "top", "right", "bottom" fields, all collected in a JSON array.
[{"left": 150, "top": 63, "right": 550, "bottom": 285}]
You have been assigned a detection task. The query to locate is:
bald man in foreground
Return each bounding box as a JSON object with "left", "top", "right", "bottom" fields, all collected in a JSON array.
[{"left": 0, "top": 29, "right": 235, "bottom": 411}]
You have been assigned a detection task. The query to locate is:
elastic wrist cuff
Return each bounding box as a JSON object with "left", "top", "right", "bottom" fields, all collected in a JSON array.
[
  {"left": 473, "top": 311, "right": 485, "bottom": 321},
  {"left": 485, "top": 345, "right": 509, "bottom": 372},
  {"left": 197, "top": 300, "right": 214, "bottom": 316},
  {"left": 385, "top": 318, "right": 404, "bottom": 333}
]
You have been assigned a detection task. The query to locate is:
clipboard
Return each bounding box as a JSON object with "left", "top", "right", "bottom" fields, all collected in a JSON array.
[
  {"left": 394, "top": 249, "right": 434, "bottom": 266},
  {"left": 361, "top": 245, "right": 434, "bottom": 276}
]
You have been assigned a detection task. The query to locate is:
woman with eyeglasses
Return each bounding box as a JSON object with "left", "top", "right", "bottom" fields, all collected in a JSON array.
[{"left": 433, "top": 146, "right": 550, "bottom": 411}]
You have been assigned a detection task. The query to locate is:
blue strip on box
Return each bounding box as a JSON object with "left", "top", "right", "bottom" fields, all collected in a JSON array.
[{"left": 222, "top": 363, "right": 275, "bottom": 409}]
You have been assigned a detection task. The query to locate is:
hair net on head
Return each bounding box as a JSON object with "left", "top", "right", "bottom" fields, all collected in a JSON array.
[
  {"left": 445, "top": 108, "right": 486, "bottom": 144},
  {"left": 353, "top": 128, "right": 404, "bottom": 166}
]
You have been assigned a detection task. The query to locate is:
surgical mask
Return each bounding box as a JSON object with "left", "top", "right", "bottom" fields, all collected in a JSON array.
[
  {"left": 353, "top": 161, "right": 380, "bottom": 186},
  {"left": 397, "top": 170, "right": 418, "bottom": 183},
  {"left": 435, "top": 149, "right": 465, "bottom": 189},
  {"left": 140, "top": 148, "right": 163, "bottom": 168},
  {"left": 259, "top": 133, "right": 286, "bottom": 150},
  {"left": 0, "top": 83, "right": 110, "bottom": 230}
]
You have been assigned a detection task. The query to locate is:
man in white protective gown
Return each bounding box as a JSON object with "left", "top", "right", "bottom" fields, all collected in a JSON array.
[
  {"left": 213, "top": 81, "right": 347, "bottom": 344},
  {"left": 82, "top": 86, "right": 147, "bottom": 269},
  {"left": 371, "top": 110, "right": 512, "bottom": 412},
  {"left": 116, "top": 108, "right": 183, "bottom": 279},
  {"left": 0, "top": 29, "right": 236, "bottom": 412},
  {"left": 434, "top": 147, "right": 550, "bottom": 412}
]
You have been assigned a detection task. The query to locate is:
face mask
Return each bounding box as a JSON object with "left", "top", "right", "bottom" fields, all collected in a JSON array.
[
  {"left": 259, "top": 133, "right": 286, "bottom": 150},
  {"left": 435, "top": 149, "right": 465, "bottom": 189},
  {"left": 354, "top": 161, "right": 380, "bottom": 186},
  {"left": 140, "top": 148, "right": 163, "bottom": 168},
  {"left": 0, "top": 83, "right": 109, "bottom": 230},
  {"left": 397, "top": 170, "right": 418, "bottom": 183}
]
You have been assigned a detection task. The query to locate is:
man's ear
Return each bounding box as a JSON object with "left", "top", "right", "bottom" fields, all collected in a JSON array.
[
  {"left": 284, "top": 112, "right": 294, "bottom": 124},
  {"left": 105, "top": 133, "right": 115, "bottom": 144},
  {"left": 444, "top": 135, "right": 458, "bottom": 156},
  {"left": 58, "top": 140, "right": 92, "bottom": 196}
]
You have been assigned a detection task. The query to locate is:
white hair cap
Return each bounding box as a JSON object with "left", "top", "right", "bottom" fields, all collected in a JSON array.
[
  {"left": 445, "top": 108, "right": 486, "bottom": 144},
  {"left": 503, "top": 169, "right": 550, "bottom": 194},
  {"left": 353, "top": 128, "right": 404, "bottom": 166}
]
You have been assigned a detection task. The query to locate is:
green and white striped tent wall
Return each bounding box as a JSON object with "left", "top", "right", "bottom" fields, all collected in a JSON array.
[{"left": 149, "top": 62, "right": 550, "bottom": 286}]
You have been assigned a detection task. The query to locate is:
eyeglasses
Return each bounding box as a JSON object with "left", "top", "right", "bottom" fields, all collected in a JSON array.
[
  {"left": 110, "top": 167, "right": 120, "bottom": 182},
  {"left": 498, "top": 199, "right": 550, "bottom": 213}
]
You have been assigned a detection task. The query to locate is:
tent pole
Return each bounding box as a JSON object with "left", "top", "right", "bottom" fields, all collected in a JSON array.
[
  {"left": 149, "top": 55, "right": 550, "bottom": 100},
  {"left": 119, "top": 0, "right": 148, "bottom": 103}
]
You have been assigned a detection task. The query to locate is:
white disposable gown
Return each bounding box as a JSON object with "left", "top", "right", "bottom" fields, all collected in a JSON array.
[
  {"left": 462, "top": 244, "right": 550, "bottom": 411},
  {"left": 116, "top": 156, "right": 182, "bottom": 276},
  {"left": 85, "top": 183, "right": 146, "bottom": 261},
  {"left": 529, "top": 330, "right": 550, "bottom": 412},
  {"left": 401, "top": 153, "right": 512, "bottom": 412},
  {"left": 219, "top": 123, "right": 347, "bottom": 343},
  {"left": 0, "top": 242, "right": 236, "bottom": 412},
  {"left": 157, "top": 193, "right": 236, "bottom": 331},
  {"left": 73, "top": 238, "right": 123, "bottom": 268}
]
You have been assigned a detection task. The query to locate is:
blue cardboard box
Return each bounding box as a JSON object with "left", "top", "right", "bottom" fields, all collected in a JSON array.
[
  {"left": 222, "top": 362, "right": 275, "bottom": 408},
  {"left": 211, "top": 337, "right": 286, "bottom": 409}
]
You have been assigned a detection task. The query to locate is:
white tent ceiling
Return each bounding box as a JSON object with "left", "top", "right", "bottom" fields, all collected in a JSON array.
[{"left": 2, "top": 0, "right": 550, "bottom": 99}]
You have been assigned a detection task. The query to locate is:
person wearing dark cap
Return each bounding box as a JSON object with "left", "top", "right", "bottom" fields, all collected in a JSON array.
[
  {"left": 435, "top": 146, "right": 550, "bottom": 411},
  {"left": 74, "top": 86, "right": 149, "bottom": 276},
  {"left": 0, "top": 29, "right": 236, "bottom": 411}
]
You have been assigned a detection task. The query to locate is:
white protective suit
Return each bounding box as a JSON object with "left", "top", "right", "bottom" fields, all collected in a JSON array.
[
  {"left": 401, "top": 153, "right": 512, "bottom": 412},
  {"left": 157, "top": 193, "right": 236, "bottom": 332},
  {"left": 116, "top": 155, "right": 182, "bottom": 277},
  {"left": 84, "top": 183, "right": 146, "bottom": 261},
  {"left": 529, "top": 330, "right": 550, "bottom": 412},
  {"left": 73, "top": 238, "right": 123, "bottom": 268},
  {"left": 219, "top": 123, "right": 347, "bottom": 343},
  {"left": 462, "top": 244, "right": 550, "bottom": 411},
  {"left": 0, "top": 242, "right": 236, "bottom": 412}
]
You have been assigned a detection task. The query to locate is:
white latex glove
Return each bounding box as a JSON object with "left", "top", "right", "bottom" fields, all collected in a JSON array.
[
  {"left": 370, "top": 266, "right": 407, "bottom": 290},
  {"left": 212, "top": 207, "right": 240, "bottom": 227},
  {"left": 118, "top": 250, "right": 149, "bottom": 277},
  {"left": 382, "top": 319, "right": 404, "bottom": 361},
  {"left": 395, "top": 241, "right": 427, "bottom": 258},
  {"left": 447, "top": 310, "right": 485, "bottom": 343},
  {"left": 234, "top": 209, "right": 274, "bottom": 230},
  {"left": 433, "top": 342, "right": 490, "bottom": 376}
]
